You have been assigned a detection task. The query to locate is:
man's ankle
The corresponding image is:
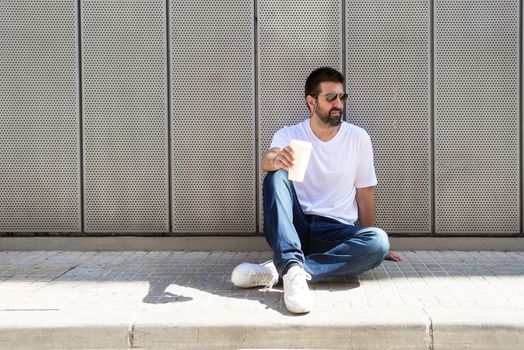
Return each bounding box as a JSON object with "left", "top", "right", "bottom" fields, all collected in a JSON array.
[{"left": 283, "top": 261, "right": 301, "bottom": 275}]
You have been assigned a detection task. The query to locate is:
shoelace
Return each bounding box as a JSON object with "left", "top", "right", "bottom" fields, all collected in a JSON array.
[
  {"left": 287, "top": 268, "right": 312, "bottom": 291},
  {"left": 262, "top": 277, "right": 278, "bottom": 291},
  {"left": 253, "top": 264, "right": 279, "bottom": 290}
]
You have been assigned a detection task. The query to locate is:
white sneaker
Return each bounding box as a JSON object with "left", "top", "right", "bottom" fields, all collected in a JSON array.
[
  {"left": 231, "top": 261, "right": 279, "bottom": 289},
  {"left": 283, "top": 265, "right": 314, "bottom": 314}
]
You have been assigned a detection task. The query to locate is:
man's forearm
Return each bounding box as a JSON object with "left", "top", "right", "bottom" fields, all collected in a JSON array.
[
  {"left": 358, "top": 205, "right": 375, "bottom": 227},
  {"left": 355, "top": 187, "right": 375, "bottom": 227}
]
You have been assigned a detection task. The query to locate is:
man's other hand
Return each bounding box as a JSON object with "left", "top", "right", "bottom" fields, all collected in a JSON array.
[{"left": 385, "top": 251, "right": 402, "bottom": 262}]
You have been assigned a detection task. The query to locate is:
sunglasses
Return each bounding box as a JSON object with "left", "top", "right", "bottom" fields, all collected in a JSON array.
[{"left": 314, "top": 93, "right": 348, "bottom": 103}]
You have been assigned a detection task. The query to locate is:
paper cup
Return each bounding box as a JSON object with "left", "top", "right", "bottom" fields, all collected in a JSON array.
[{"left": 288, "top": 140, "right": 313, "bottom": 182}]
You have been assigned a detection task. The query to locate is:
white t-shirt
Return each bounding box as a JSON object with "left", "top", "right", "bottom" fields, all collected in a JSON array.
[{"left": 270, "top": 118, "right": 377, "bottom": 225}]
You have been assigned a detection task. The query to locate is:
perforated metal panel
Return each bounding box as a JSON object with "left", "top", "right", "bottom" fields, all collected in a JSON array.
[
  {"left": 170, "top": 1, "right": 255, "bottom": 233},
  {"left": 258, "top": 0, "right": 342, "bottom": 231},
  {"left": 0, "top": 0, "right": 81, "bottom": 232},
  {"left": 434, "top": 0, "right": 520, "bottom": 234},
  {"left": 346, "top": 1, "right": 431, "bottom": 233},
  {"left": 82, "top": 0, "right": 169, "bottom": 232}
]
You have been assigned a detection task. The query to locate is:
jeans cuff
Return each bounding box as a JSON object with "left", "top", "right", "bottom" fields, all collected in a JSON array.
[{"left": 280, "top": 259, "right": 303, "bottom": 276}]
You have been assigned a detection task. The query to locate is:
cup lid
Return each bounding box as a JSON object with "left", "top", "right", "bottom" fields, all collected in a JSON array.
[{"left": 290, "top": 139, "right": 313, "bottom": 149}]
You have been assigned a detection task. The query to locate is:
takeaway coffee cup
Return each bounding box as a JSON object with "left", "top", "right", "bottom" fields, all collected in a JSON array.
[{"left": 288, "top": 140, "right": 313, "bottom": 182}]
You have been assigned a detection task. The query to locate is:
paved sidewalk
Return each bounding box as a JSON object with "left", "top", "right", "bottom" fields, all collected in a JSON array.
[{"left": 0, "top": 250, "right": 523, "bottom": 349}]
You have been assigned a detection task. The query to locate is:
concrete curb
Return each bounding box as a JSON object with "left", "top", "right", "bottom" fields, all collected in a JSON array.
[
  {"left": 0, "top": 312, "right": 132, "bottom": 349},
  {"left": 132, "top": 308, "right": 429, "bottom": 350},
  {"left": 428, "top": 308, "right": 524, "bottom": 350},
  {"left": 1, "top": 308, "right": 523, "bottom": 349}
]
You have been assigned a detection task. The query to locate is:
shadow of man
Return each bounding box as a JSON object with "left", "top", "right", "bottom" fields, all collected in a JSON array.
[
  {"left": 142, "top": 277, "right": 193, "bottom": 304},
  {"left": 140, "top": 255, "right": 361, "bottom": 315}
]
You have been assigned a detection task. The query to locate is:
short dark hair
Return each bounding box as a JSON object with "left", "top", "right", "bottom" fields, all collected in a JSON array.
[{"left": 304, "top": 67, "right": 345, "bottom": 98}]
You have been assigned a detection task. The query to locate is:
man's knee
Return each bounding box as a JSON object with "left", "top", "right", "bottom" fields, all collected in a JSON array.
[
  {"left": 263, "top": 169, "right": 292, "bottom": 195},
  {"left": 264, "top": 169, "right": 289, "bottom": 186},
  {"left": 366, "top": 227, "right": 390, "bottom": 259}
]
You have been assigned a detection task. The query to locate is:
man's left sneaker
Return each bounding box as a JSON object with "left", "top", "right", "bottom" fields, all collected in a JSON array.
[
  {"left": 231, "top": 260, "right": 279, "bottom": 289},
  {"left": 283, "top": 265, "right": 314, "bottom": 313}
]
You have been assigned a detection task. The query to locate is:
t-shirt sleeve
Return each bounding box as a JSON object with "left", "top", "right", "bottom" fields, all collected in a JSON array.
[
  {"left": 355, "top": 134, "right": 378, "bottom": 188},
  {"left": 270, "top": 127, "right": 290, "bottom": 149}
]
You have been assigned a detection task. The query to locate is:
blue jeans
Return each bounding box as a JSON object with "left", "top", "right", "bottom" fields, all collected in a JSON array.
[{"left": 263, "top": 169, "right": 390, "bottom": 283}]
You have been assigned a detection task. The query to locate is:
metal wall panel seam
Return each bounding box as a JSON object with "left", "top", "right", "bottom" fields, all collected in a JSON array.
[
  {"left": 342, "top": 0, "right": 346, "bottom": 122},
  {"left": 77, "top": 0, "right": 85, "bottom": 233},
  {"left": 520, "top": 0, "right": 523, "bottom": 235},
  {"left": 430, "top": 0, "right": 435, "bottom": 236},
  {"left": 166, "top": 0, "right": 172, "bottom": 234},
  {"left": 254, "top": 0, "right": 260, "bottom": 234}
]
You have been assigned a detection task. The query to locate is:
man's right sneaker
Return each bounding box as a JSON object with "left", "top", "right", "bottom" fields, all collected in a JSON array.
[
  {"left": 283, "top": 265, "right": 314, "bottom": 314},
  {"left": 231, "top": 260, "right": 279, "bottom": 289}
]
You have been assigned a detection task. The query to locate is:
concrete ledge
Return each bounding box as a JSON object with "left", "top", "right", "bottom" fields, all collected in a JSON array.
[
  {"left": 0, "top": 312, "right": 131, "bottom": 350},
  {"left": 428, "top": 308, "right": 524, "bottom": 350},
  {"left": 390, "top": 237, "right": 524, "bottom": 251},
  {"left": 0, "top": 236, "right": 269, "bottom": 251},
  {"left": 1, "top": 236, "right": 524, "bottom": 251},
  {"left": 0, "top": 309, "right": 431, "bottom": 350},
  {"left": 132, "top": 308, "right": 430, "bottom": 350},
  {"left": 2, "top": 308, "right": 523, "bottom": 349}
]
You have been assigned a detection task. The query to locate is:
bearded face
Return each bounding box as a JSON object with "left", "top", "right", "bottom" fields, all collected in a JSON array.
[{"left": 314, "top": 102, "right": 343, "bottom": 127}]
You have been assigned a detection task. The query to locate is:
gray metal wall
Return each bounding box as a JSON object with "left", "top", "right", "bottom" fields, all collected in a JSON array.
[
  {"left": 346, "top": 0, "right": 431, "bottom": 234},
  {"left": 0, "top": 0, "right": 521, "bottom": 236},
  {"left": 170, "top": 0, "right": 255, "bottom": 233},
  {"left": 434, "top": 0, "right": 520, "bottom": 234},
  {"left": 1, "top": 0, "right": 81, "bottom": 232},
  {"left": 82, "top": 0, "right": 169, "bottom": 233}
]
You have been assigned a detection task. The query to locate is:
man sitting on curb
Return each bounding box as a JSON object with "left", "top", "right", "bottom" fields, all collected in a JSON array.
[{"left": 231, "top": 67, "right": 401, "bottom": 314}]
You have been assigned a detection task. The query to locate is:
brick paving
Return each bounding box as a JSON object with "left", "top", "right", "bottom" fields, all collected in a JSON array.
[{"left": 0, "top": 250, "right": 523, "bottom": 313}]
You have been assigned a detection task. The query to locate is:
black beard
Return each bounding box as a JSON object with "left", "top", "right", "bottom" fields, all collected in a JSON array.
[{"left": 317, "top": 107, "right": 343, "bottom": 127}]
